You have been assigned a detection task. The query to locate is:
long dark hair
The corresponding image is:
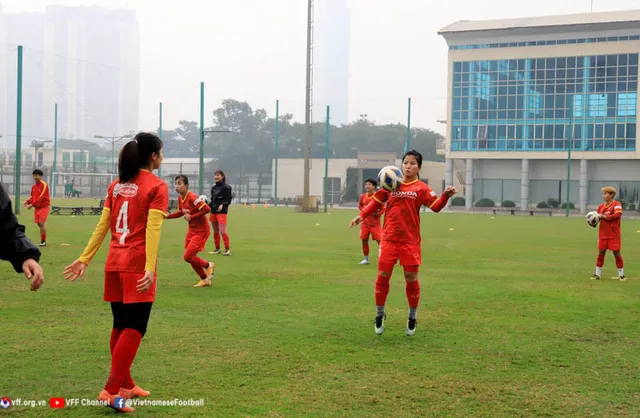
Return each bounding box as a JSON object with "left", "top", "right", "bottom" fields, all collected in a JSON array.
[
  {"left": 214, "top": 170, "right": 226, "bottom": 183},
  {"left": 119, "top": 132, "right": 163, "bottom": 183}
]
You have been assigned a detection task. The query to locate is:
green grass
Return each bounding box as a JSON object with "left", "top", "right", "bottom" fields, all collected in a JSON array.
[{"left": 2, "top": 207, "right": 640, "bottom": 417}]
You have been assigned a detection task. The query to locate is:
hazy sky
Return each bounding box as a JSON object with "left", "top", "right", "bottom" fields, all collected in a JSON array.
[{"left": 2, "top": 0, "right": 640, "bottom": 135}]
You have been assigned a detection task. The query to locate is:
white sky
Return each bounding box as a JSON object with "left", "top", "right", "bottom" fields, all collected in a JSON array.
[{"left": 2, "top": 0, "right": 640, "bottom": 135}]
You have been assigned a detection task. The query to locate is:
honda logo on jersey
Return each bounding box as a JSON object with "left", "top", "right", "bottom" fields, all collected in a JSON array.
[{"left": 390, "top": 190, "right": 418, "bottom": 199}]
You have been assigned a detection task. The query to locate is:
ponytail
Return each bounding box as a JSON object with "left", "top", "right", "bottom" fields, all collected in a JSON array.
[
  {"left": 118, "top": 132, "right": 163, "bottom": 183},
  {"left": 119, "top": 141, "right": 138, "bottom": 183}
]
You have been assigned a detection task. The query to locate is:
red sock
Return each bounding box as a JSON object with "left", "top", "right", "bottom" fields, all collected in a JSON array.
[
  {"left": 406, "top": 280, "right": 420, "bottom": 309},
  {"left": 190, "top": 263, "right": 207, "bottom": 279},
  {"left": 110, "top": 328, "right": 136, "bottom": 390},
  {"left": 110, "top": 328, "right": 123, "bottom": 355},
  {"left": 596, "top": 256, "right": 605, "bottom": 268},
  {"left": 222, "top": 233, "right": 230, "bottom": 250},
  {"left": 213, "top": 233, "right": 221, "bottom": 249},
  {"left": 41, "top": 232, "right": 46, "bottom": 242},
  {"left": 615, "top": 255, "right": 624, "bottom": 269},
  {"left": 375, "top": 273, "right": 391, "bottom": 306},
  {"left": 362, "top": 242, "right": 370, "bottom": 257},
  {"left": 104, "top": 329, "right": 142, "bottom": 395}
]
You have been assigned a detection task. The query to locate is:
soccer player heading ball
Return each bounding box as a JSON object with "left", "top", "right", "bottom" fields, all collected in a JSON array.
[
  {"left": 591, "top": 186, "right": 626, "bottom": 281},
  {"left": 167, "top": 175, "right": 215, "bottom": 287},
  {"left": 350, "top": 150, "right": 457, "bottom": 336},
  {"left": 63, "top": 132, "right": 169, "bottom": 413}
]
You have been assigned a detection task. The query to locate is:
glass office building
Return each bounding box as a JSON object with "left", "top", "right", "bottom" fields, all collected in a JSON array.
[{"left": 439, "top": 11, "right": 640, "bottom": 212}]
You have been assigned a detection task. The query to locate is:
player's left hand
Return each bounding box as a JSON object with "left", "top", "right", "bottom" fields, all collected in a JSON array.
[
  {"left": 217, "top": 205, "right": 223, "bottom": 212},
  {"left": 349, "top": 216, "right": 362, "bottom": 228},
  {"left": 26, "top": 204, "right": 33, "bottom": 210},
  {"left": 137, "top": 270, "right": 154, "bottom": 293},
  {"left": 23, "top": 259, "right": 44, "bottom": 291},
  {"left": 184, "top": 213, "right": 192, "bottom": 221},
  {"left": 63, "top": 260, "right": 87, "bottom": 282},
  {"left": 443, "top": 186, "right": 457, "bottom": 197}
]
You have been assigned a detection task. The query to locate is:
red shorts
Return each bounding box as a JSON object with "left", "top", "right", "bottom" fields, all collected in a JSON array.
[
  {"left": 185, "top": 232, "right": 209, "bottom": 252},
  {"left": 34, "top": 207, "right": 49, "bottom": 224},
  {"left": 378, "top": 240, "right": 421, "bottom": 268},
  {"left": 598, "top": 238, "right": 621, "bottom": 251},
  {"left": 104, "top": 271, "right": 157, "bottom": 303},
  {"left": 360, "top": 224, "right": 382, "bottom": 241},
  {"left": 209, "top": 213, "right": 227, "bottom": 224}
]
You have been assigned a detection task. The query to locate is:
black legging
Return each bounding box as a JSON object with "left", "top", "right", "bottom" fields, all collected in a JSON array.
[{"left": 110, "top": 302, "right": 153, "bottom": 337}]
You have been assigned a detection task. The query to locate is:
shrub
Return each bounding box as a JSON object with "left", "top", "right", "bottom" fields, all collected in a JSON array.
[
  {"left": 561, "top": 202, "right": 575, "bottom": 209},
  {"left": 537, "top": 201, "right": 550, "bottom": 209},
  {"left": 628, "top": 203, "right": 636, "bottom": 211},
  {"left": 475, "top": 198, "right": 495, "bottom": 208},
  {"left": 546, "top": 198, "right": 560, "bottom": 208},
  {"left": 501, "top": 200, "right": 516, "bottom": 208},
  {"left": 451, "top": 196, "right": 466, "bottom": 206}
]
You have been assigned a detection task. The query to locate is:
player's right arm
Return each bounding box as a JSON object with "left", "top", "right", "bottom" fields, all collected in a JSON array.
[
  {"left": 166, "top": 211, "right": 183, "bottom": 219},
  {"left": 64, "top": 186, "right": 114, "bottom": 281},
  {"left": 350, "top": 190, "right": 389, "bottom": 227}
]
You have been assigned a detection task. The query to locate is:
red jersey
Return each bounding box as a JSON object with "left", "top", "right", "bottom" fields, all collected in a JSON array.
[
  {"left": 597, "top": 200, "right": 622, "bottom": 239},
  {"left": 360, "top": 180, "right": 448, "bottom": 244},
  {"left": 104, "top": 170, "right": 169, "bottom": 273},
  {"left": 27, "top": 180, "right": 50, "bottom": 209},
  {"left": 178, "top": 191, "right": 210, "bottom": 234},
  {"left": 358, "top": 192, "right": 384, "bottom": 227}
]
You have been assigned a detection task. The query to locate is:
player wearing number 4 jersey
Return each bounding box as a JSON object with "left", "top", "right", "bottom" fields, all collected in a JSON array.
[
  {"left": 64, "top": 132, "right": 168, "bottom": 413},
  {"left": 167, "top": 175, "right": 215, "bottom": 287},
  {"left": 350, "top": 150, "right": 456, "bottom": 337},
  {"left": 591, "top": 186, "right": 626, "bottom": 281}
]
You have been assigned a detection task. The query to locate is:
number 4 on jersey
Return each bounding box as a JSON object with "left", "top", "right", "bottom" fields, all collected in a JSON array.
[{"left": 116, "top": 201, "right": 130, "bottom": 245}]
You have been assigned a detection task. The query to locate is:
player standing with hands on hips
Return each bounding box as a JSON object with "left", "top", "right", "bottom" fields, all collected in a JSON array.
[{"left": 350, "top": 150, "right": 456, "bottom": 336}]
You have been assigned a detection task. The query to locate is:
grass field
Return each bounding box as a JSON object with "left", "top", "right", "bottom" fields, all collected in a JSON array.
[{"left": 2, "top": 203, "right": 640, "bottom": 417}]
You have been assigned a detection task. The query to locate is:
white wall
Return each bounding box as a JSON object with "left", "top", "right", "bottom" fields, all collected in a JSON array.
[{"left": 272, "top": 158, "right": 454, "bottom": 199}]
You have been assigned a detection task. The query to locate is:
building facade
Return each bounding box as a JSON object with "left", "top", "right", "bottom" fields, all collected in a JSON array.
[
  {"left": 272, "top": 154, "right": 459, "bottom": 203},
  {"left": 439, "top": 10, "right": 640, "bottom": 212},
  {"left": 1, "top": 5, "right": 140, "bottom": 144}
]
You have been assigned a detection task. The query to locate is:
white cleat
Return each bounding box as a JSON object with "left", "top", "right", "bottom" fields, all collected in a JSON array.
[
  {"left": 359, "top": 259, "right": 370, "bottom": 265},
  {"left": 374, "top": 315, "right": 386, "bottom": 335},
  {"left": 406, "top": 318, "right": 417, "bottom": 337}
]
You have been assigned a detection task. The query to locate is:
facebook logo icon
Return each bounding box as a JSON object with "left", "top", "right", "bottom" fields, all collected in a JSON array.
[{"left": 114, "top": 397, "right": 126, "bottom": 409}]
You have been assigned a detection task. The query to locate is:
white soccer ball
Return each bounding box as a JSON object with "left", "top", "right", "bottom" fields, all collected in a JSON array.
[
  {"left": 378, "top": 165, "right": 403, "bottom": 192},
  {"left": 586, "top": 211, "right": 600, "bottom": 228},
  {"left": 198, "top": 195, "right": 210, "bottom": 204}
]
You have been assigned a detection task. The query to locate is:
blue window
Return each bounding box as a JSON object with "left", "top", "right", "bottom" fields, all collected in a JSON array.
[
  {"left": 618, "top": 93, "right": 637, "bottom": 116},
  {"left": 589, "top": 94, "right": 607, "bottom": 117},
  {"left": 451, "top": 53, "right": 638, "bottom": 152}
]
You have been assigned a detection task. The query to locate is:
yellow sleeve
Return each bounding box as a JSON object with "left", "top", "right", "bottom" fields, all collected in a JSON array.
[
  {"left": 78, "top": 208, "right": 111, "bottom": 265},
  {"left": 145, "top": 209, "right": 166, "bottom": 272}
]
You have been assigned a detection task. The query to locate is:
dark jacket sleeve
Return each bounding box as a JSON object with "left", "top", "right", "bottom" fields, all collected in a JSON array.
[
  {"left": 220, "top": 185, "right": 232, "bottom": 206},
  {"left": 0, "top": 184, "right": 41, "bottom": 273}
]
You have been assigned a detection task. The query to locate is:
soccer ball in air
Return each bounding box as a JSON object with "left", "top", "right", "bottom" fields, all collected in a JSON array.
[
  {"left": 586, "top": 211, "right": 600, "bottom": 228},
  {"left": 198, "top": 195, "right": 210, "bottom": 204},
  {"left": 378, "top": 166, "right": 403, "bottom": 192}
]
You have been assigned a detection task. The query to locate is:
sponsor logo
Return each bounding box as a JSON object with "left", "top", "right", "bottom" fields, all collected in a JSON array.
[
  {"left": 113, "top": 183, "right": 139, "bottom": 198},
  {"left": 390, "top": 190, "right": 418, "bottom": 199}
]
